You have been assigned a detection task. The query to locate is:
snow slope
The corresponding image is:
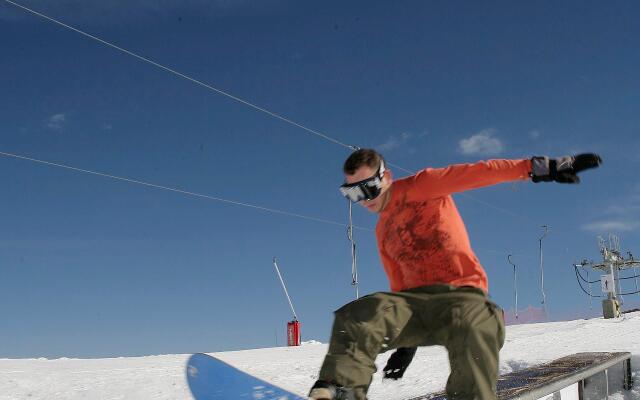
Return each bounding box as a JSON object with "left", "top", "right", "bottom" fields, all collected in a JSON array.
[{"left": 2, "top": 312, "right": 640, "bottom": 400}]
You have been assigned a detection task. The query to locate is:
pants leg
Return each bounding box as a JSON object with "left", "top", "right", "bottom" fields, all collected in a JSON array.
[
  {"left": 318, "top": 292, "right": 416, "bottom": 399},
  {"left": 444, "top": 298, "right": 505, "bottom": 400}
]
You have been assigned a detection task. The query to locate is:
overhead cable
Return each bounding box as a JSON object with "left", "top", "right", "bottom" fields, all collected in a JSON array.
[
  {"left": 0, "top": 150, "right": 372, "bottom": 232},
  {"left": 2, "top": 0, "right": 357, "bottom": 151}
]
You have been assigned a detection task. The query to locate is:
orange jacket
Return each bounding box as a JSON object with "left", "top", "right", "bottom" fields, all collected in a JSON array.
[{"left": 376, "top": 159, "right": 532, "bottom": 293}]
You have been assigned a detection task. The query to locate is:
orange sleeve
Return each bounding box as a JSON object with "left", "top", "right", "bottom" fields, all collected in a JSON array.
[{"left": 407, "top": 159, "right": 532, "bottom": 199}]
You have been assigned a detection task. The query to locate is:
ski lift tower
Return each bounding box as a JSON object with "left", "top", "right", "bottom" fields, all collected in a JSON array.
[{"left": 574, "top": 235, "right": 640, "bottom": 319}]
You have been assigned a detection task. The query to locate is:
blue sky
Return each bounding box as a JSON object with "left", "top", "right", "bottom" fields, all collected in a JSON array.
[{"left": 1, "top": 0, "right": 639, "bottom": 358}]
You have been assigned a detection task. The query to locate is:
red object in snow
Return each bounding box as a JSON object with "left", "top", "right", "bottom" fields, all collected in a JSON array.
[{"left": 287, "top": 320, "right": 301, "bottom": 346}]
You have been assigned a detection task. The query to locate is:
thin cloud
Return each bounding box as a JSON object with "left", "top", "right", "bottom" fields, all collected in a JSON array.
[
  {"left": 376, "top": 132, "right": 412, "bottom": 152},
  {"left": 606, "top": 203, "right": 640, "bottom": 215},
  {"left": 581, "top": 220, "right": 640, "bottom": 233},
  {"left": 605, "top": 193, "right": 640, "bottom": 215},
  {"left": 529, "top": 130, "right": 541, "bottom": 139},
  {"left": 458, "top": 129, "right": 504, "bottom": 156},
  {"left": 46, "top": 113, "right": 66, "bottom": 131},
  {"left": 584, "top": 189, "right": 640, "bottom": 233}
]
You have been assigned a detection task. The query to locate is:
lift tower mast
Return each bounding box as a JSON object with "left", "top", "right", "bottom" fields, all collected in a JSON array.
[{"left": 574, "top": 235, "right": 640, "bottom": 318}]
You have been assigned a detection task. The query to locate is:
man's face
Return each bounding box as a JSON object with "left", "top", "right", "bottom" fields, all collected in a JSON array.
[{"left": 345, "top": 165, "right": 392, "bottom": 213}]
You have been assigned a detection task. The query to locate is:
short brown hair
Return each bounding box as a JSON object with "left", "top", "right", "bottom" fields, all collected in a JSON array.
[{"left": 343, "top": 148, "right": 386, "bottom": 175}]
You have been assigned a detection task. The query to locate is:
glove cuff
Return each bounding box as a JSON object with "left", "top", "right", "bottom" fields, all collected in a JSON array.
[{"left": 531, "top": 156, "right": 550, "bottom": 177}]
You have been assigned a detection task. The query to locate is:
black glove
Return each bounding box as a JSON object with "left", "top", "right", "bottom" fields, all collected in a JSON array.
[
  {"left": 382, "top": 347, "right": 417, "bottom": 380},
  {"left": 531, "top": 153, "right": 602, "bottom": 183}
]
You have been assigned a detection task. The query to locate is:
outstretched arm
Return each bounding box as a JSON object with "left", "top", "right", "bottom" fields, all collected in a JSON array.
[
  {"left": 408, "top": 154, "right": 602, "bottom": 199},
  {"left": 409, "top": 159, "right": 532, "bottom": 199}
]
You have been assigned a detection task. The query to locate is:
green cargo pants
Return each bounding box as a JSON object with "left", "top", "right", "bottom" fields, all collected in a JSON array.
[{"left": 318, "top": 285, "right": 505, "bottom": 400}]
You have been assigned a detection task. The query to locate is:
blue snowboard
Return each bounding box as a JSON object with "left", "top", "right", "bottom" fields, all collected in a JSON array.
[{"left": 186, "top": 353, "right": 307, "bottom": 399}]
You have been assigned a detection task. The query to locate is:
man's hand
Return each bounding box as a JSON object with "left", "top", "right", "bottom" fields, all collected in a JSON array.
[
  {"left": 531, "top": 154, "right": 602, "bottom": 183},
  {"left": 382, "top": 347, "right": 417, "bottom": 380}
]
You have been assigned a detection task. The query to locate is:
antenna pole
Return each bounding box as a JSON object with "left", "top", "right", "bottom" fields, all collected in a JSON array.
[
  {"left": 507, "top": 254, "right": 518, "bottom": 320},
  {"left": 272, "top": 258, "right": 298, "bottom": 321},
  {"left": 587, "top": 268, "right": 593, "bottom": 310},
  {"left": 539, "top": 225, "right": 549, "bottom": 318}
]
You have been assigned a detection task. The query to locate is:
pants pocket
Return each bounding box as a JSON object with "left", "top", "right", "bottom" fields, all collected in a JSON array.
[{"left": 486, "top": 301, "right": 505, "bottom": 348}]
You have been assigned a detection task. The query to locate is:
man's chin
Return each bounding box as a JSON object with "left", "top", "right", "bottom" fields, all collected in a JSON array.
[{"left": 363, "top": 203, "right": 379, "bottom": 213}]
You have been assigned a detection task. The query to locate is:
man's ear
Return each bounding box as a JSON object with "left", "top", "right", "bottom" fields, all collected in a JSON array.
[{"left": 383, "top": 169, "right": 393, "bottom": 184}]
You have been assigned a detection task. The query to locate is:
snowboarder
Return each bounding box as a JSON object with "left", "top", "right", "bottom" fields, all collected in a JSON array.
[{"left": 308, "top": 149, "right": 601, "bottom": 400}]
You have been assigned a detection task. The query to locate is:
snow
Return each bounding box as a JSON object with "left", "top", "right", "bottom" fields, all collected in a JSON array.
[{"left": 2, "top": 312, "right": 640, "bottom": 400}]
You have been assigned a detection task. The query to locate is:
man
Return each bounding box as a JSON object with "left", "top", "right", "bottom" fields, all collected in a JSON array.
[{"left": 308, "top": 149, "right": 601, "bottom": 400}]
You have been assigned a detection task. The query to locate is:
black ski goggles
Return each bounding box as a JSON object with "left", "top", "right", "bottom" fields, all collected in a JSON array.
[{"left": 339, "top": 162, "right": 386, "bottom": 203}]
